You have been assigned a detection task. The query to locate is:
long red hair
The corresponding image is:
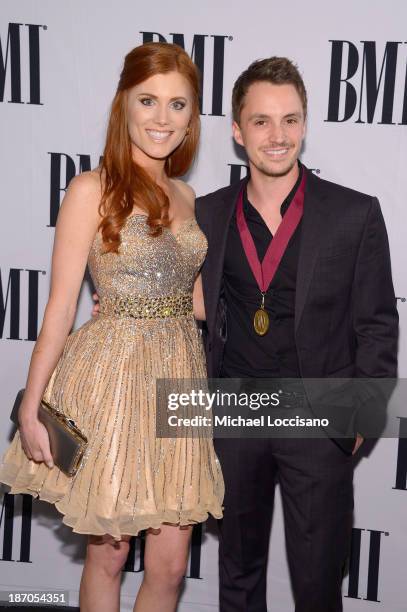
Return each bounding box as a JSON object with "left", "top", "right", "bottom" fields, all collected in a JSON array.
[{"left": 99, "top": 42, "right": 200, "bottom": 253}]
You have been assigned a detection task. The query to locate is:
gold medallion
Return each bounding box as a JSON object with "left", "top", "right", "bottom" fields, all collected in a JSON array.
[{"left": 254, "top": 307, "right": 269, "bottom": 336}]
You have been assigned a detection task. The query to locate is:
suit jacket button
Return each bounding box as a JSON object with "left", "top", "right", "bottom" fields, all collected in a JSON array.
[{"left": 208, "top": 342, "right": 212, "bottom": 351}]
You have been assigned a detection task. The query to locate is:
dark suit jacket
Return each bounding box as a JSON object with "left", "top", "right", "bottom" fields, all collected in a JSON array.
[{"left": 195, "top": 166, "right": 399, "bottom": 452}]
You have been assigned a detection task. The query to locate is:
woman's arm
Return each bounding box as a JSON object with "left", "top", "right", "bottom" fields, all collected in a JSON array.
[
  {"left": 193, "top": 274, "right": 206, "bottom": 321},
  {"left": 18, "top": 172, "right": 101, "bottom": 465}
]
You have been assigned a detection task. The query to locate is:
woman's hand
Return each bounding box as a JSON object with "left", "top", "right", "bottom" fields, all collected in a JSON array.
[{"left": 18, "top": 409, "right": 54, "bottom": 469}]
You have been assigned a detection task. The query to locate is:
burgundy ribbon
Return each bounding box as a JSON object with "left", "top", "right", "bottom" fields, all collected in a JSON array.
[{"left": 236, "top": 171, "right": 306, "bottom": 293}]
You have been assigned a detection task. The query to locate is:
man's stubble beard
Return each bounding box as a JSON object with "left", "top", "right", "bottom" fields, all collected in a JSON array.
[{"left": 252, "top": 154, "right": 298, "bottom": 179}]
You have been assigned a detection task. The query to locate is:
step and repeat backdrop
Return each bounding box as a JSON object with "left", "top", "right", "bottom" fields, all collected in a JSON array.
[{"left": 0, "top": 1, "right": 406, "bottom": 610}]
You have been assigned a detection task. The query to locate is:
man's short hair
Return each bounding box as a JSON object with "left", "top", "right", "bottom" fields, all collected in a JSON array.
[{"left": 232, "top": 57, "right": 307, "bottom": 123}]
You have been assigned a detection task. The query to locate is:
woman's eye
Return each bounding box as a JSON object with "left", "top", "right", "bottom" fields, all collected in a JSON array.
[
  {"left": 171, "top": 100, "right": 186, "bottom": 110},
  {"left": 140, "top": 98, "right": 154, "bottom": 106}
]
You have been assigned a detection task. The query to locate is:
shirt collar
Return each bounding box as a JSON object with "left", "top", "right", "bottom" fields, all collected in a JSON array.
[{"left": 243, "top": 160, "right": 303, "bottom": 218}]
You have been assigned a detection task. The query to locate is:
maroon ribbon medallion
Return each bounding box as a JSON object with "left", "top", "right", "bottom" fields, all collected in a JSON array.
[{"left": 236, "top": 171, "right": 307, "bottom": 336}]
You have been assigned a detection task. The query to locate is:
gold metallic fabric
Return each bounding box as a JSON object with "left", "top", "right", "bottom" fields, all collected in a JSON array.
[
  {"left": 0, "top": 215, "right": 224, "bottom": 538},
  {"left": 99, "top": 293, "right": 193, "bottom": 319}
]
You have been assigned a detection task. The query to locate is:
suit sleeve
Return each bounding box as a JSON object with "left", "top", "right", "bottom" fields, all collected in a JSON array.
[
  {"left": 352, "top": 196, "right": 398, "bottom": 378},
  {"left": 351, "top": 197, "right": 399, "bottom": 436}
]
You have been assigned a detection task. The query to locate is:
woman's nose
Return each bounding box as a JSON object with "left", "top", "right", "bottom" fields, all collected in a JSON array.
[{"left": 154, "top": 104, "right": 170, "bottom": 125}]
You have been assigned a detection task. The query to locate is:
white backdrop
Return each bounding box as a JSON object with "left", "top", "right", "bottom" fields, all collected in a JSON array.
[{"left": 0, "top": 1, "right": 406, "bottom": 610}]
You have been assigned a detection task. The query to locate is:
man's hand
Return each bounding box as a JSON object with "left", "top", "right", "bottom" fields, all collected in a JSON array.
[
  {"left": 92, "top": 292, "right": 100, "bottom": 317},
  {"left": 352, "top": 433, "right": 364, "bottom": 455}
]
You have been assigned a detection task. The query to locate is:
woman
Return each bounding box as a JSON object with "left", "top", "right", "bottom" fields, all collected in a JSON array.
[{"left": 0, "top": 42, "right": 224, "bottom": 612}]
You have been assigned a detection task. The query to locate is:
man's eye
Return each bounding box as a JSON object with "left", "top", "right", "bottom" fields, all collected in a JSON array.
[
  {"left": 287, "top": 118, "right": 298, "bottom": 124},
  {"left": 255, "top": 120, "right": 266, "bottom": 126},
  {"left": 171, "top": 101, "right": 186, "bottom": 110}
]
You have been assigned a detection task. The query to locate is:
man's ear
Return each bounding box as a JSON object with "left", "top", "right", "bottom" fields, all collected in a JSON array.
[{"left": 232, "top": 120, "right": 244, "bottom": 147}]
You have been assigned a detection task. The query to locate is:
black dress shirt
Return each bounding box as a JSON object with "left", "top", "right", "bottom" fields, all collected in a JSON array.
[{"left": 220, "top": 165, "right": 303, "bottom": 378}]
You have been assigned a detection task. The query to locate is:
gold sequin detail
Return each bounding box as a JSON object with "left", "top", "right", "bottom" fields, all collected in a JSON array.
[
  {"left": 99, "top": 294, "right": 193, "bottom": 319},
  {"left": 0, "top": 213, "right": 224, "bottom": 539}
]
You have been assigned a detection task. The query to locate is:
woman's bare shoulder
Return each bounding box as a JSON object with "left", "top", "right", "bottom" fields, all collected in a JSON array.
[
  {"left": 68, "top": 169, "right": 102, "bottom": 195},
  {"left": 171, "top": 179, "right": 196, "bottom": 213},
  {"left": 59, "top": 170, "right": 103, "bottom": 225}
]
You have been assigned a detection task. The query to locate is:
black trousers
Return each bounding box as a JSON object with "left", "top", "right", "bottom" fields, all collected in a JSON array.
[{"left": 214, "top": 437, "right": 354, "bottom": 612}]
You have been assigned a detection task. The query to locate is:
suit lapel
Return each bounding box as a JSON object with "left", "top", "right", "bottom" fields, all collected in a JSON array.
[
  {"left": 295, "top": 169, "right": 328, "bottom": 331},
  {"left": 203, "top": 169, "right": 329, "bottom": 336}
]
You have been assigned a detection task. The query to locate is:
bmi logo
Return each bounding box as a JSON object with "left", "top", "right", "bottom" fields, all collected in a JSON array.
[
  {"left": 227, "top": 164, "right": 321, "bottom": 185},
  {"left": 48, "top": 153, "right": 103, "bottom": 227},
  {"left": 345, "top": 527, "right": 388, "bottom": 602},
  {"left": 0, "top": 23, "right": 47, "bottom": 105},
  {"left": 0, "top": 492, "right": 204, "bottom": 578},
  {"left": 124, "top": 522, "right": 203, "bottom": 578},
  {"left": 326, "top": 40, "right": 407, "bottom": 124},
  {"left": 140, "top": 31, "right": 232, "bottom": 117},
  {"left": 0, "top": 494, "right": 32, "bottom": 563},
  {"left": 393, "top": 416, "right": 407, "bottom": 491},
  {"left": 0, "top": 268, "right": 46, "bottom": 341}
]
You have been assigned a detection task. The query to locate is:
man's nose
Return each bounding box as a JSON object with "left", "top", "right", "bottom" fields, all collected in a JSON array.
[{"left": 267, "top": 122, "right": 286, "bottom": 143}]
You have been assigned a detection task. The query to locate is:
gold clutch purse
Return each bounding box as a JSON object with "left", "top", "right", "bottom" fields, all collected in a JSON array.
[{"left": 10, "top": 389, "right": 88, "bottom": 477}]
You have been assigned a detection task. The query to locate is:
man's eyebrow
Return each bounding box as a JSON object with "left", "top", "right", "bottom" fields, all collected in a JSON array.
[
  {"left": 284, "top": 111, "right": 302, "bottom": 118},
  {"left": 248, "top": 113, "right": 270, "bottom": 121},
  {"left": 247, "top": 111, "right": 303, "bottom": 121}
]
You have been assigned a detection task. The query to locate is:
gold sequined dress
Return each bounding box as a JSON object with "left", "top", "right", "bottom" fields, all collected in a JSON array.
[{"left": 0, "top": 214, "right": 224, "bottom": 538}]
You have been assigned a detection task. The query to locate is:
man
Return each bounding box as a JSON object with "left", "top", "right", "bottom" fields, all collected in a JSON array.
[{"left": 195, "top": 57, "right": 398, "bottom": 612}]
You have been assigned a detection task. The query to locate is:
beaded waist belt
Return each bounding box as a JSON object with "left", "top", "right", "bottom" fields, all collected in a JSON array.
[{"left": 99, "top": 294, "right": 193, "bottom": 319}]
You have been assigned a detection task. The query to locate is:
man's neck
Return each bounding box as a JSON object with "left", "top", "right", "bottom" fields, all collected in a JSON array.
[{"left": 247, "top": 161, "right": 300, "bottom": 210}]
